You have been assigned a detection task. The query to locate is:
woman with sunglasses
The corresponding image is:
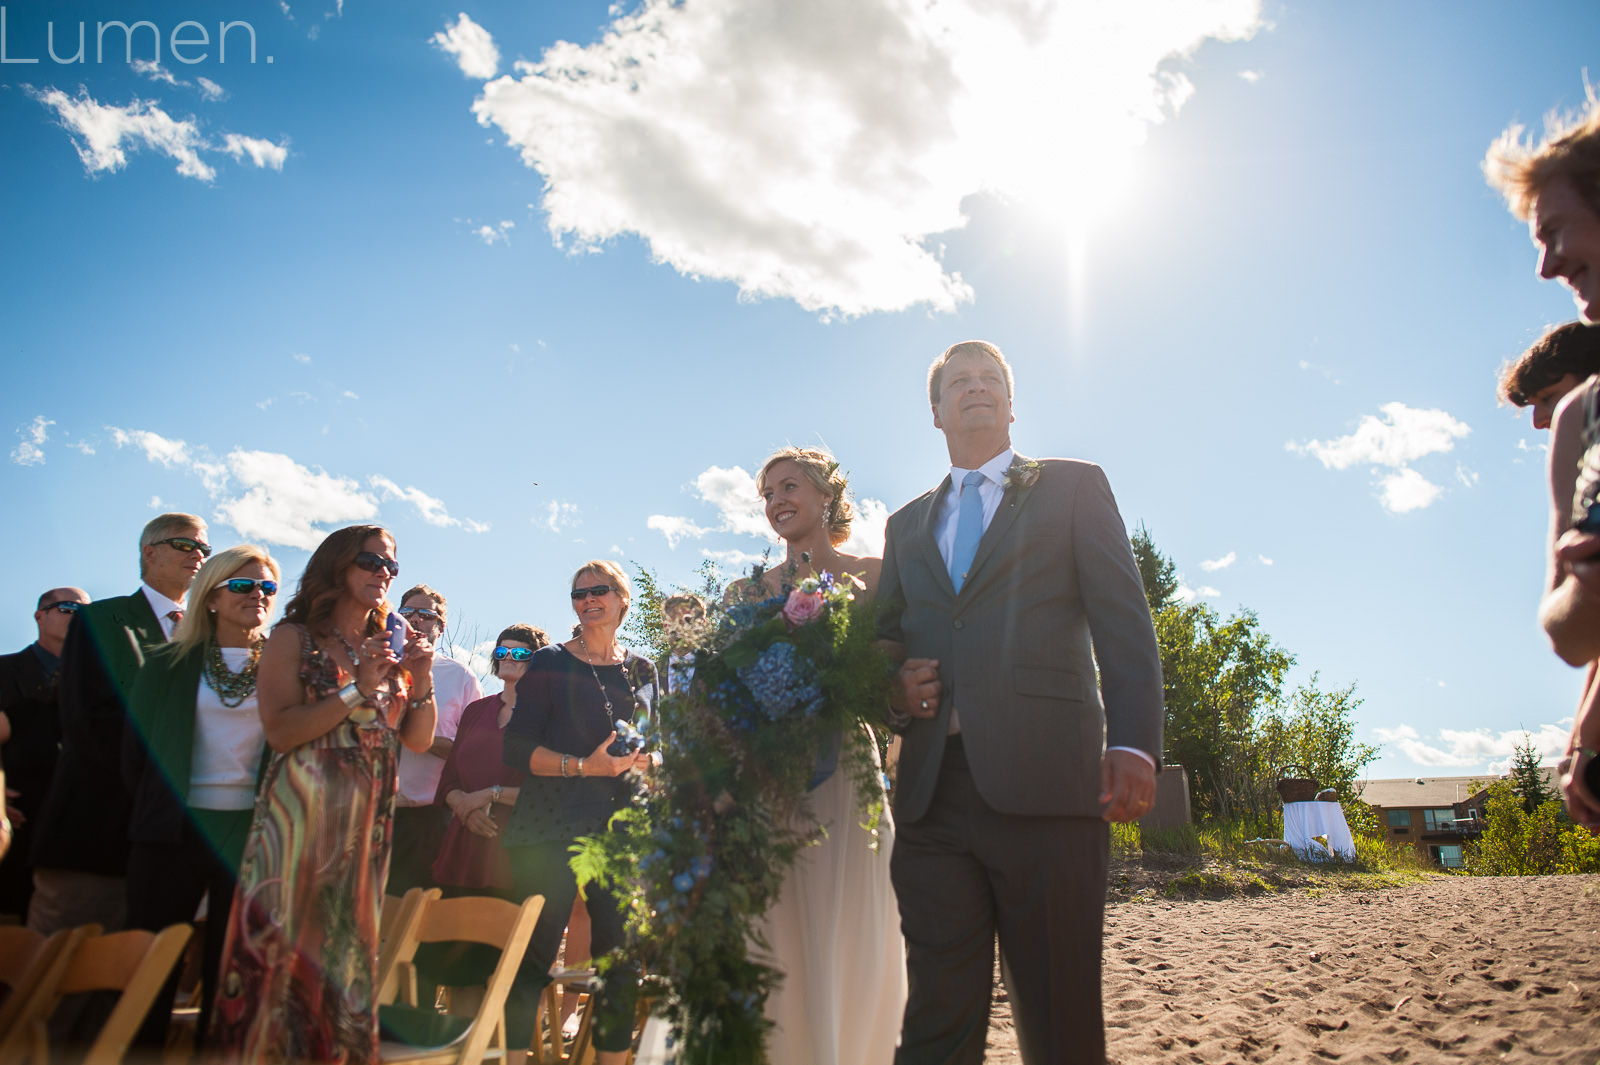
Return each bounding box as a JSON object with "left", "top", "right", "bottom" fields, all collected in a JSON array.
[
  {"left": 121, "top": 545, "right": 280, "bottom": 1053},
  {"left": 500, "top": 561, "right": 655, "bottom": 1065},
  {"left": 430, "top": 623, "right": 549, "bottom": 896},
  {"left": 211, "top": 525, "right": 436, "bottom": 1064}
]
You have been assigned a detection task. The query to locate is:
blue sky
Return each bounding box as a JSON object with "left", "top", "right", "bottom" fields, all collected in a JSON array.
[{"left": 3, "top": 0, "right": 1597, "bottom": 779}]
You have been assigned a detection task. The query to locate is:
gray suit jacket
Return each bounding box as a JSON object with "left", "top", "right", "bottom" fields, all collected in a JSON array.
[{"left": 877, "top": 454, "right": 1163, "bottom": 823}]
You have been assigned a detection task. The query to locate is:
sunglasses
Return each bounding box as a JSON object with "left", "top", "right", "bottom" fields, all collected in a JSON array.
[
  {"left": 222, "top": 578, "right": 278, "bottom": 596},
  {"left": 153, "top": 536, "right": 212, "bottom": 557},
  {"left": 570, "top": 584, "right": 614, "bottom": 601},
  {"left": 399, "top": 606, "right": 442, "bottom": 622},
  {"left": 352, "top": 552, "right": 400, "bottom": 577},
  {"left": 41, "top": 601, "right": 82, "bottom": 615},
  {"left": 492, "top": 646, "right": 535, "bottom": 662}
]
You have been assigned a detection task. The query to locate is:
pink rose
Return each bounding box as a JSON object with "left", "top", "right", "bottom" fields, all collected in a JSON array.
[{"left": 782, "top": 588, "right": 825, "bottom": 628}]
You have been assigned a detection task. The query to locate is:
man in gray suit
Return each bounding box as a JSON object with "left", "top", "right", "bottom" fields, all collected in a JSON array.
[{"left": 878, "top": 340, "right": 1163, "bottom": 1064}]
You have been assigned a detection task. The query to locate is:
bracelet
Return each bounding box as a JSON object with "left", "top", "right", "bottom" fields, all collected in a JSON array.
[
  {"left": 338, "top": 682, "right": 365, "bottom": 709},
  {"left": 560, "top": 754, "right": 570, "bottom": 778},
  {"left": 491, "top": 784, "right": 502, "bottom": 803},
  {"left": 578, "top": 757, "right": 586, "bottom": 778},
  {"left": 408, "top": 687, "right": 434, "bottom": 709}
]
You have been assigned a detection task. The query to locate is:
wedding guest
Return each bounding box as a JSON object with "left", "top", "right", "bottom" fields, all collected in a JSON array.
[
  {"left": 390, "top": 584, "right": 484, "bottom": 893},
  {"left": 1497, "top": 321, "right": 1600, "bottom": 430},
  {"left": 210, "top": 525, "right": 437, "bottom": 1063},
  {"left": 661, "top": 594, "right": 705, "bottom": 696},
  {"left": 881, "top": 340, "right": 1162, "bottom": 1064},
  {"left": 501, "top": 561, "right": 654, "bottom": 1065},
  {"left": 30, "top": 513, "right": 207, "bottom": 936},
  {"left": 0, "top": 587, "right": 88, "bottom": 921},
  {"left": 1487, "top": 97, "right": 1600, "bottom": 826},
  {"left": 122, "top": 546, "right": 278, "bottom": 1051}
]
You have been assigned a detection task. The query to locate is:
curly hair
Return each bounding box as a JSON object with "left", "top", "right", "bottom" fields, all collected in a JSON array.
[
  {"left": 490, "top": 623, "right": 550, "bottom": 677},
  {"left": 1498, "top": 321, "right": 1600, "bottom": 406},
  {"left": 1485, "top": 90, "right": 1600, "bottom": 221},
  {"left": 757, "top": 446, "right": 854, "bottom": 547},
  {"left": 280, "top": 525, "right": 395, "bottom": 642}
]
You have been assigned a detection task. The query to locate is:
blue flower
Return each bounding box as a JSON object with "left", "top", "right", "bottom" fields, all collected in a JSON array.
[
  {"left": 654, "top": 899, "right": 671, "bottom": 915},
  {"left": 737, "top": 642, "right": 824, "bottom": 721},
  {"left": 672, "top": 872, "right": 694, "bottom": 893},
  {"left": 691, "top": 855, "right": 713, "bottom": 880}
]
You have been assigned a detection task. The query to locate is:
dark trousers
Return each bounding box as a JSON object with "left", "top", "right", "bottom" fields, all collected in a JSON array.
[
  {"left": 388, "top": 804, "right": 449, "bottom": 894},
  {"left": 506, "top": 841, "right": 637, "bottom": 1054},
  {"left": 124, "top": 807, "right": 253, "bottom": 1053},
  {"left": 891, "top": 737, "right": 1110, "bottom": 1065}
]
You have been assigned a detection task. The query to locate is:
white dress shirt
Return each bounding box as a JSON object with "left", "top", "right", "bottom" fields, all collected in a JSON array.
[
  {"left": 141, "top": 583, "right": 185, "bottom": 640},
  {"left": 932, "top": 447, "right": 1155, "bottom": 769},
  {"left": 395, "top": 654, "right": 484, "bottom": 805}
]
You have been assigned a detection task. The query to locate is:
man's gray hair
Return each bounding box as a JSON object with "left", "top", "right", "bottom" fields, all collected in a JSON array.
[{"left": 139, "top": 512, "right": 206, "bottom": 578}]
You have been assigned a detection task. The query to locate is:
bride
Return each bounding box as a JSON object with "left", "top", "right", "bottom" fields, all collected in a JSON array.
[{"left": 637, "top": 446, "right": 906, "bottom": 1065}]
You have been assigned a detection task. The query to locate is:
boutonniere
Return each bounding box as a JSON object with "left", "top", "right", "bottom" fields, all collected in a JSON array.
[{"left": 1001, "top": 460, "right": 1041, "bottom": 491}]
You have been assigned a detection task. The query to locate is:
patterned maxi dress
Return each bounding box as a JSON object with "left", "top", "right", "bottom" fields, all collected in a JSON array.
[{"left": 210, "top": 623, "right": 401, "bottom": 1064}]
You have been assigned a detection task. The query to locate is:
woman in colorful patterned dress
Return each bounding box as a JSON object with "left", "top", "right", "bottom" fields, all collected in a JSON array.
[{"left": 210, "top": 524, "right": 438, "bottom": 1063}]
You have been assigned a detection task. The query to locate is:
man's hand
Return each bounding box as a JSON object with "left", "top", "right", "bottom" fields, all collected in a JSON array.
[
  {"left": 1557, "top": 527, "right": 1600, "bottom": 598},
  {"left": 1560, "top": 749, "right": 1600, "bottom": 831},
  {"left": 890, "top": 659, "right": 941, "bottom": 719},
  {"left": 1100, "top": 749, "right": 1157, "bottom": 823}
]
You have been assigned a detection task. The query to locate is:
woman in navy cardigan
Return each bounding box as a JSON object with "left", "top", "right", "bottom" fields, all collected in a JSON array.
[{"left": 122, "top": 543, "right": 279, "bottom": 1052}]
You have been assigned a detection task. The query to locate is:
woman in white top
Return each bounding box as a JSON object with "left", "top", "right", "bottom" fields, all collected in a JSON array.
[{"left": 122, "top": 543, "right": 279, "bottom": 1053}]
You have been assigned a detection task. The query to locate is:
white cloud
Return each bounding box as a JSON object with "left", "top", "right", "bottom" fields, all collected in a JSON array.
[
  {"left": 1195, "top": 584, "right": 1220, "bottom": 597},
  {"left": 1238, "top": 69, "right": 1261, "bottom": 82},
  {"left": 221, "top": 133, "right": 289, "bottom": 170},
  {"left": 839, "top": 497, "right": 889, "bottom": 558},
  {"left": 475, "top": 220, "right": 514, "bottom": 245},
  {"left": 701, "top": 547, "right": 773, "bottom": 570},
  {"left": 470, "top": 0, "right": 1261, "bottom": 318},
  {"left": 1290, "top": 402, "right": 1470, "bottom": 471},
  {"left": 1174, "top": 578, "right": 1219, "bottom": 602},
  {"left": 32, "top": 88, "right": 215, "bottom": 180},
  {"left": 543, "top": 501, "right": 580, "bottom": 533},
  {"left": 131, "top": 59, "right": 180, "bottom": 86},
  {"left": 647, "top": 514, "right": 713, "bottom": 549},
  {"left": 215, "top": 450, "right": 379, "bottom": 550},
  {"left": 68, "top": 440, "right": 95, "bottom": 456},
  {"left": 693, "top": 465, "right": 776, "bottom": 541},
  {"left": 1257, "top": 554, "right": 1273, "bottom": 566},
  {"left": 148, "top": 495, "right": 164, "bottom": 509},
  {"left": 108, "top": 427, "right": 192, "bottom": 467},
  {"left": 10, "top": 416, "right": 53, "bottom": 466},
  {"left": 1454, "top": 464, "right": 1479, "bottom": 489},
  {"left": 197, "top": 77, "right": 226, "bottom": 101},
  {"left": 1377, "top": 468, "right": 1442, "bottom": 514},
  {"left": 1371, "top": 722, "right": 1571, "bottom": 773},
  {"left": 1199, "top": 551, "right": 1236, "bottom": 572},
  {"left": 433, "top": 12, "right": 501, "bottom": 79},
  {"left": 293, "top": 353, "right": 312, "bottom": 364},
  {"left": 30, "top": 88, "right": 291, "bottom": 182},
  {"left": 371, "top": 475, "right": 489, "bottom": 533}
]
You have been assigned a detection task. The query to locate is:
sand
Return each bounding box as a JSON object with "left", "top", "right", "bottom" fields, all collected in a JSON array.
[{"left": 983, "top": 874, "right": 1600, "bottom": 1064}]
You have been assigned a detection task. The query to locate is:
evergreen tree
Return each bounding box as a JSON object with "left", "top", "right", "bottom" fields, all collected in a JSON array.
[
  {"left": 1507, "top": 733, "right": 1554, "bottom": 814},
  {"left": 1130, "top": 523, "right": 1180, "bottom": 615}
]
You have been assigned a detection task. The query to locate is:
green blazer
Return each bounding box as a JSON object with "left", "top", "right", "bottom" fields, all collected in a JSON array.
[
  {"left": 124, "top": 642, "right": 206, "bottom": 845},
  {"left": 31, "top": 590, "right": 165, "bottom": 873}
]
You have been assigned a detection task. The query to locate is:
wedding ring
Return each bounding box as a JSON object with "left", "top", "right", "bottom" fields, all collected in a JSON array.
[{"left": 920, "top": 700, "right": 928, "bottom": 710}]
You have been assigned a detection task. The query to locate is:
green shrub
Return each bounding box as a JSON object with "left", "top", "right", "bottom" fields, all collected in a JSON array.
[{"left": 1465, "top": 779, "right": 1600, "bottom": 875}]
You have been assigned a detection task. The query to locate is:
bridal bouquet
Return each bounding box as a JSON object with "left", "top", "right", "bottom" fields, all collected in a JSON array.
[{"left": 572, "top": 565, "right": 891, "bottom": 1065}]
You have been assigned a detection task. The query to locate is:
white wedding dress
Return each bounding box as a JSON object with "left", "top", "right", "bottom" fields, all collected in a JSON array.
[{"left": 634, "top": 739, "right": 906, "bottom": 1064}]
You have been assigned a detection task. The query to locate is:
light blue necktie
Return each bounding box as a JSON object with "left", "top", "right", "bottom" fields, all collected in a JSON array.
[{"left": 949, "top": 470, "right": 986, "bottom": 593}]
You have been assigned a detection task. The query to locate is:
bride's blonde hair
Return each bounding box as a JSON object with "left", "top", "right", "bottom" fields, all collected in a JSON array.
[{"left": 757, "top": 446, "right": 853, "bottom": 547}]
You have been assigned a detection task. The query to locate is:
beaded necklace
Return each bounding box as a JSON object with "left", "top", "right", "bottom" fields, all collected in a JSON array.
[{"left": 204, "top": 639, "right": 264, "bottom": 708}]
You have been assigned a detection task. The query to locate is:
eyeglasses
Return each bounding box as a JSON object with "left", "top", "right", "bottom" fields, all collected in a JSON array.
[
  {"left": 492, "top": 646, "right": 535, "bottom": 662},
  {"left": 152, "top": 536, "right": 212, "bottom": 557},
  {"left": 399, "top": 606, "right": 442, "bottom": 622},
  {"left": 352, "top": 552, "right": 400, "bottom": 577},
  {"left": 570, "top": 584, "right": 614, "bottom": 601},
  {"left": 222, "top": 578, "right": 278, "bottom": 596},
  {"left": 41, "top": 601, "right": 82, "bottom": 615}
]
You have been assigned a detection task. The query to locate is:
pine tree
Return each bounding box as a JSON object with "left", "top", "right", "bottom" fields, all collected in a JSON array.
[
  {"left": 1131, "top": 523, "right": 1180, "bottom": 615},
  {"left": 1507, "top": 733, "right": 1554, "bottom": 814}
]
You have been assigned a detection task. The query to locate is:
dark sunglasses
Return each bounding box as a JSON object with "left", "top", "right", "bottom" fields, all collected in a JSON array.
[
  {"left": 41, "top": 601, "right": 82, "bottom": 615},
  {"left": 398, "top": 606, "right": 442, "bottom": 622},
  {"left": 492, "top": 646, "right": 535, "bottom": 662},
  {"left": 570, "top": 583, "right": 614, "bottom": 601},
  {"left": 153, "top": 536, "right": 212, "bottom": 557},
  {"left": 222, "top": 578, "right": 278, "bottom": 596},
  {"left": 352, "top": 552, "right": 400, "bottom": 577}
]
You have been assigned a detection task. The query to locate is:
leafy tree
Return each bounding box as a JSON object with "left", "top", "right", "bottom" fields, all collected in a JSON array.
[
  {"left": 1131, "top": 523, "right": 1181, "bottom": 614},
  {"left": 1463, "top": 779, "right": 1589, "bottom": 875},
  {"left": 621, "top": 559, "right": 725, "bottom": 663},
  {"left": 1507, "top": 733, "right": 1555, "bottom": 814}
]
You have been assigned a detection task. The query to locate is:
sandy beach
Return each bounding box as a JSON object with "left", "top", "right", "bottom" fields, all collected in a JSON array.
[{"left": 984, "top": 875, "right": 1600, "bottom": 1063}]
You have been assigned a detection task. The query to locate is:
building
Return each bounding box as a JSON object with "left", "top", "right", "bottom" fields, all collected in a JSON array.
[{"left": 1356, "top": 770, "right": 1560, "bottom": 869}]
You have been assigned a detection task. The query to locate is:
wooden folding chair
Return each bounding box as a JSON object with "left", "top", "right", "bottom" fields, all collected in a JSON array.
[
  {"left": 0, "top": 925, "right": 96, "bottom": 1044},
  {"left": 378, "top": 887, "right": 431, "bottom": 1009},
  {"left": 378, "top": 893, "right": 545, "bottom": 1065},
  {"left": 0, "top": 923, "right": 193, "bottom": 1065}
]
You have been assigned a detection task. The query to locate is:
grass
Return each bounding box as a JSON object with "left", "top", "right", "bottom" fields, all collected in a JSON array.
[{"left": 1109, "top": 818, "right": 1439, "bottom": 902}]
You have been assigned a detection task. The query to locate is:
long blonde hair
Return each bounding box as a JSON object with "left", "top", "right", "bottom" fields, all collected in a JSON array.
[{"left": 170, "top": 544, "right": 281, "bottom": 654}]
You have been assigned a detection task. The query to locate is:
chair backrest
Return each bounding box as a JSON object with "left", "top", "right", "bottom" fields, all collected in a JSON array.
[
  {"left": 377, "top": 887, "right": 437, "bottom": 1008},
  {"left": 0, "top": 926, "right": 92, "bottom": 1044},
  {"left": 379, "top": 893, "right": 545, "bottom": 1065},
  {"left": 0, "top": 924, "right": 193, "bottom": 1065}
]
